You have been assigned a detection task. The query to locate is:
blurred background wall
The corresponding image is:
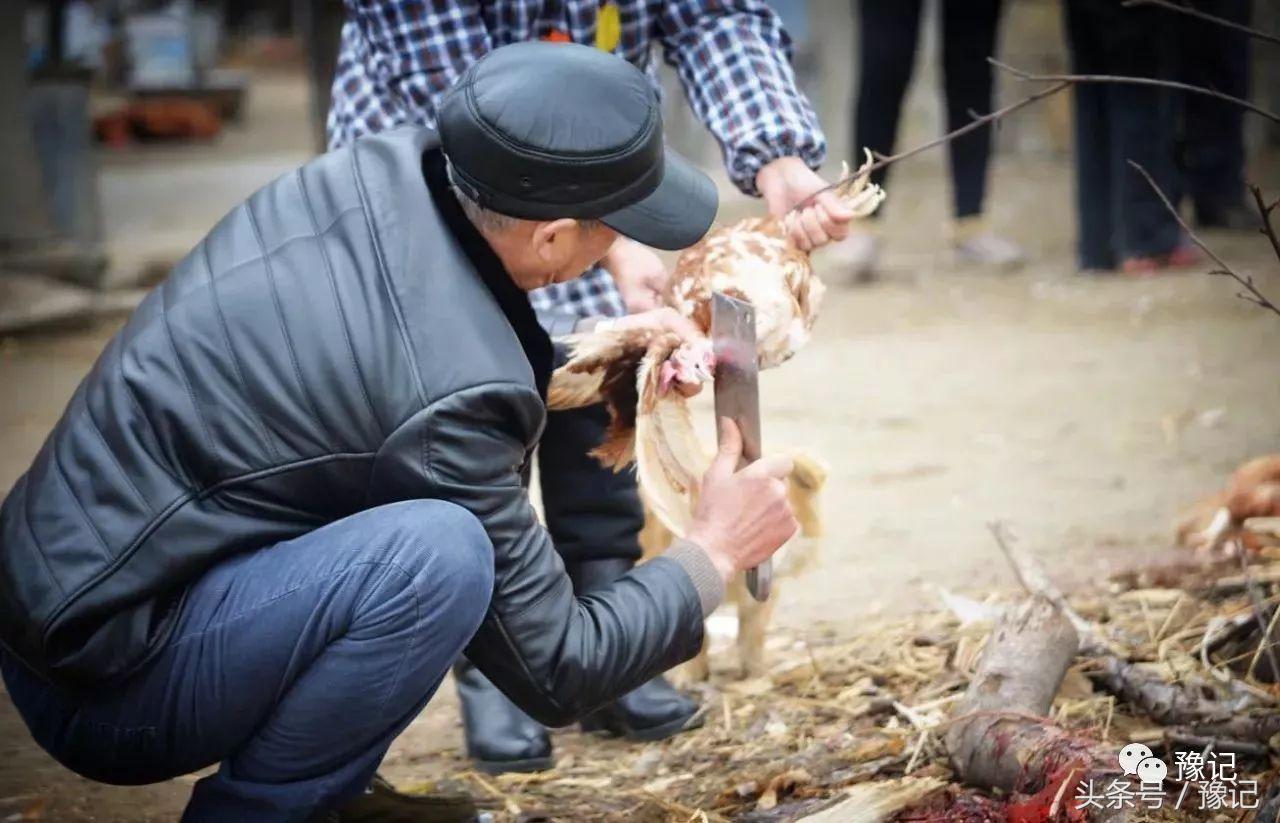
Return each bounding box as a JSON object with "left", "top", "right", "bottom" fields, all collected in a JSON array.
[{"left": 2, "top": 0, "right": 1277, "bottom": 334}]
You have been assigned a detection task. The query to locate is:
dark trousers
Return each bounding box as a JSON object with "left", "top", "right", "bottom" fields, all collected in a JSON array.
[
  {"left": 1065, "top": 0, "right": 1182, "bottom": 269},
  {"left": 538, "top": 403, "right": 644, "bottom": 564},
  {"left": 1, "top": 501, "right": 494, "bottom": 822},
  {"left": 448, "top": 403, "right": 643, "bottom": 731},
  {"left": 1177, "top": 0, "right": 1251, "bottom": 211},
  {"left": 853, "top": 0, "right": 1004, "bottom": 219}
]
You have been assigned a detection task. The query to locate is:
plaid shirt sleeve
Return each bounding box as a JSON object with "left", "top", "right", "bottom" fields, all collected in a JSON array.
[
  {"left": 331, "top": 1, "right": 492, "bottom": 145},
  {"left": 655, "top": 0, "right": 827, "bottom": 195}
]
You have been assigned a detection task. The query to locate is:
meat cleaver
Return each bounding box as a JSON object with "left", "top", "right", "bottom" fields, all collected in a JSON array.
[{"left": 711, "top": 291, "right": 771, "bottom": 602}]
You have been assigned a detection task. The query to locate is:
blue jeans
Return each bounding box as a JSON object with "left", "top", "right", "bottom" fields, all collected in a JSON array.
[{"left": 1, "top": 500, "right": 494, "bottom": 822}]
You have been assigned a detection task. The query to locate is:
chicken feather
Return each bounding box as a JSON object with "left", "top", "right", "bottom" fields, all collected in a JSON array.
[{"left": 548, "top": 153, "right": 884, "bottom": 521}]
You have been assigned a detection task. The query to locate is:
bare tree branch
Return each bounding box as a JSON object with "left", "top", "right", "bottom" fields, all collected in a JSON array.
[
  {"left": 1237, "top": 550, "right": 1280, "bottom": 682},
  {"left": 1249, "top": 185, "right": 1280, "bottom": 263},
  {"left": 1128, "top": 160, "right": 1280, "bottom": 319},
  {"left": 991, "top": 59, "right": 1280, "bottom": 125},
  {"left": 1122, "top": 0, "right": 1280, "bottom": 47},
  {"left": 792, "top": 81, "right": 1072, "bottom": 210}
]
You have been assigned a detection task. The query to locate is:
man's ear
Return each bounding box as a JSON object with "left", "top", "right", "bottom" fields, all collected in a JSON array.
[{"left": 531, "top": 218, "right": 582, "bottom": 262}]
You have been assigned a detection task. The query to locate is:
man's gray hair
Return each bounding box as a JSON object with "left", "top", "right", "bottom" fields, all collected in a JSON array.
[
  {"left": 445, "top": 159, "right": 602, "bottom": 234},
  {"left": 445, "top": 159, "right": 518, "bottom": 233}
]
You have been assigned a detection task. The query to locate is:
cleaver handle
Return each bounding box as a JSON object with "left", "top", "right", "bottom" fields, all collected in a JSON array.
[
  {"left": 718, "top": 421, "right": 771, "bottom": 603},
  {"left": 746, "top": 562, "right": 772, "bottom": 602}
]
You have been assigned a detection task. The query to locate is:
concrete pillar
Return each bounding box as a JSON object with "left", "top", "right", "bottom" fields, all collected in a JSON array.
[{"left": 0, "top": 0, "right": 57, "bottom": 248}]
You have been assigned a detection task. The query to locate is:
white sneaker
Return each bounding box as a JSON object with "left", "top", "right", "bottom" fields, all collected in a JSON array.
[{"left": 953, "top": 232, "right": 1027, "bottom": 271}]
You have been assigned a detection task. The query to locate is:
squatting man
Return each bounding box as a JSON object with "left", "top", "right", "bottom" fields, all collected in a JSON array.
[{"left": 0, "top": 43, "right": 801, "bottom": 821}]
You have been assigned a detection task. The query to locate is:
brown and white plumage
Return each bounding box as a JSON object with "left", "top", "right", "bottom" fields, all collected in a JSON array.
[
  {"left": 548, "top": 154, "right": 884, "bottom": 534},
  {"left": 639, "top": 450, "right": 828, "bottom": 680},
  {"left": 667, "top": 151, "right": 886, "bottom": 369},
  {"left": 1177, "top": 455, "right": 1280, "bottom": 554}
]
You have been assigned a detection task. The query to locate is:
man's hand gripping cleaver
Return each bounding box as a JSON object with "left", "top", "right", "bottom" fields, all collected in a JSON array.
[{"left": 711, "top": 291, "right": 771, "bottom": 602}]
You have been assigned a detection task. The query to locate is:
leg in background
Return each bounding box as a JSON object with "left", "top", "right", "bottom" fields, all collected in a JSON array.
[
  {"left": 940, "top": 0, "right": 1025, "bottom": 267},
  {"left": 2, "top": 500, "right": 494, "bottom": 822},
  {"left": 940, "top": 0, "right": 1003, "bottom": 219},
  {"left": 852, "top": 0, "right": 925, "bottom": 195},
  {"left": 843, "top": 0, "right": 924, "bottom": 279},
  {"left": 1178, "top": 0, "right": 1252, "bottom": 225},
  {"left": 1064, "top": 0, "right": 1118, "bottom": 270},
  {"left": 1104, "top": 7, "right": 1182, "bottom": 261},
  {"left": 1110, "top": 82, "right": 1182, "bottom": 261},
  {"left": 455, "top": 403, "right": 656, "bottom": 772},
  {"left": 542, "top": 404, "right": 700, "bottom": 741},
  {"left": 538, "top": 404, "right": 645, "bottom": 569}
]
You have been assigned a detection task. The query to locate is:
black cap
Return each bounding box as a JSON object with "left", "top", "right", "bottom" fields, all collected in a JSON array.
[{"left": 438, "top": 42, "right": 717, "bottom": 251}]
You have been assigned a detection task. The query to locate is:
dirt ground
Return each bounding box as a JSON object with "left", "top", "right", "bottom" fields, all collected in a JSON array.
[{"left": 2, "top": 72, "right": 1279, "bottom": 820}]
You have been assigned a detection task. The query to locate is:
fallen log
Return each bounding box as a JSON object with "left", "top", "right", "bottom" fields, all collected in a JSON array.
[
  {"left": 945, "top": 596, "right": 1082, "bottom": 792},
  {"left": 1257, "top": 780, "right": 1280, "bottom": 823},
  {"left": 1089, "top": 655, "right": 1249, "bottom": 725},
  {"left": 1164, "top": 732, "right": 1272, "bottom": 760},
  {"left": 1183, "top": 711, "right": 1280, "bottom": 743},
  {"left": 944, "top": 597, "right": 1135, "bottom": 821}
]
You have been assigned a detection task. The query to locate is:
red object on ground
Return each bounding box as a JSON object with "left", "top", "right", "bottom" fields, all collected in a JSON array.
[
  {"left": 1005, "top": 762, "right": 1094, "bottom": 823},
  {"left": 93, "top": 98, "right": 222, "bottom": 146},
  {"left": 1121, "top": 242, "right": 1203, "bottom": 276}
]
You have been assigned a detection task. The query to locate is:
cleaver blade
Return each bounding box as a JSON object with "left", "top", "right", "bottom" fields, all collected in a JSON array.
[{"left": 710, "top": 291, "right": 771, "bottom": 601}]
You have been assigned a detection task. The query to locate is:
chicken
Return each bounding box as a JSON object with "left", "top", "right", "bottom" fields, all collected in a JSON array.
[
  {"left": 1176, "top": 455, "right": 1280, "bottom": 554},
  {"left": 547, "top": 153, "right": 884, "bottom": 536},
  {"left": 549, "top": 329, "right": 827, "bottom": 679},
  {"left": 639, "top": 452, "right": 828, "bottom": 681},
  {"left": 547, "top": 164, "right": 877, "bottom": 680},
  {"left": 547, "top": 162, "right": 879, "bottom": 680},
  {"left": 666, "top": 151, "right": 886, "bottom": 370}
]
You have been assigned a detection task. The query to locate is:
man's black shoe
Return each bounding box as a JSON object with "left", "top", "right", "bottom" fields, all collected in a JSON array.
[
  {"left": 454, "top": 659, "right": 553, "bottom": 775},
  {"left": 568, "top": 559, "right": 703, "bottom": 742},
  {"left": 579, "top": 673, "right": 704, "bottom": 741},
  {"left": 317, "top": 774, "right": 478, "bottom": 822},
  {"left": 1195, "top": 201, "right": 1257, "bottom": 231}
]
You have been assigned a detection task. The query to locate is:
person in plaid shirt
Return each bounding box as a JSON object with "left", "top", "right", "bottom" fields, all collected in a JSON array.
[{"left": 329, "top": 0, "right": 854, "bottom": 776}]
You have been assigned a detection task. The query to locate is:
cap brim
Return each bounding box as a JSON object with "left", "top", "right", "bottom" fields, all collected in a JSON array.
[{"left": 600, "top": 148, "right": 718, "bottom": 251}]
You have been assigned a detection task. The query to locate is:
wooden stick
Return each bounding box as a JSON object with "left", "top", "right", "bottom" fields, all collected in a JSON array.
[
  {"left": 1166, "top": 732, "right": 1271, "bottom": 759},
  {"left": 903, "top": 729, "right": 930, "bottom": 775},
  {"left": 1185, "top": 712, "right": 1280, "bottom": 743},
  {"left": 1155, "top": 592, "right": 1186, "bottom": 643},
  {"left": 1128, "top": 161, "right": 1280, "bottom": 319},
  {"left": 797, "top": 60, "right": 1279, "bottom": 218},
  {"left": 790, "top": 81, "right": 1072, "bottom": 211},
  {"left": 1122, "top": 0, "right": 1280, "bottom": 46},
  {"left": 1237, "top": 551, "right": 1280, "bottom": 680},
  {"left": 1090, "top": 654, "right": 1244, "bottom": 725},
  {"left": 1249, "top": 184, "right": 1280, "bottom": 263},
  {"left": 991, "top": 59, "right": 1280, "bottom": 124},
  {"left": 463, "top": 770, "right": 523, "bottom": 816},
  {"left": 986, "top": 521, "right": 1106, "bottom": 652},
  {"left": 1249, "top": 602, "right": 1280, "bottom": 682}
]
